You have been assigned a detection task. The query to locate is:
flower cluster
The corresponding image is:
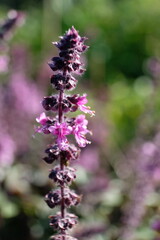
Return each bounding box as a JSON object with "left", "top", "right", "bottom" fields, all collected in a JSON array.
[
  {"left": 42, "top": 94, "right": 94, "bottom": 116},
  {"left": 36, "top": 112, "right": 92, "bottom": 149},
  {"left": 49, "top": 212, "right": 77, "bottom": 231},
  {"left": 45, "top": 188, "right": 81, "bottom": 208},
  {"left": 49, "top": 166, "right": 76, "bottom": 185},
  {"left": 43, "top": 144, "right": 80, "bottom": 164},
  {"left": 36, "top": 27, "right": 94, "bottom": 240}
]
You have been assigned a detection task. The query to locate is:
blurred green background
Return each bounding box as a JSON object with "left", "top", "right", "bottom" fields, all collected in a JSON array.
[{"left": 0, "top": 0, "right": 160, "bottom": 240}]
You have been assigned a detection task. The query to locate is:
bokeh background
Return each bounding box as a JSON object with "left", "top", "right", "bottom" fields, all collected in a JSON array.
[{"left": 0, "top": 0, "right": 160, "bottom": 240}]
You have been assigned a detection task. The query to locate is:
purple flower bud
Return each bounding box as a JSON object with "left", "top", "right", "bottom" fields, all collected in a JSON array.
[
  {"left": 43, "top": 144, "right": 60, "bottom": 164},
  {"left": 49, "top": 212, "right": 77, "bottom": 231},
  {"left": 60, "top": 144, "right": 80, "bottom": 162},
  {"left": 65, "top": 75, "right": 77, "bottom": 91},
  {"left": 51, "top": 74, "right": 77, "bottom": 91},
  {"left": 59, "top": 49, "right": 75, "bottom": 60},
  {"left": 62, "top": 98, "right": 72, "bottom": 112},
  {"left": 67, "top": 94, "right": 79, "bottom": 104},
  {"left": 50, "top": 74, "right": 66, "bottom": 91},
  {"left": 48, "top": 57, "right": 64, "bottom": 71},
  {"left": 45, "top": 189, "right": 61, "bottom": 208},
  {"left": 49, "top": 166, "right": 76, "bottom": 185},
  {"left": 63, "top": 188, "right": 81, "bottom": 207},
  {"left": 45, "top": 188, "right": 81, "bottom": 209},
  {"left": 42, "top": 96, "right": 57, "bottom": 111},
  {"left": 53, "top": 27, "right": 88, "bottom": 54},
  {"left": 72, "top": 62, "right": 81, "bottom": 71},
  {"left": 42, "top": 95, "right": 71, "bottom": 112},
  {"left": 53, "top": 28, "right": 78, "bottom": 51}
]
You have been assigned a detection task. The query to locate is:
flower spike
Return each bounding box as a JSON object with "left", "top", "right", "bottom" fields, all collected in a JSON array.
[{"left": 35, "top": 27, "right": 94, "bottom": 240}]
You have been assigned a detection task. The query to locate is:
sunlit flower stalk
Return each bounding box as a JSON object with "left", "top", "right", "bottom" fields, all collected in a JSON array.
[{"left": 36, "top": 27, "right": 94, "bottom": 240}]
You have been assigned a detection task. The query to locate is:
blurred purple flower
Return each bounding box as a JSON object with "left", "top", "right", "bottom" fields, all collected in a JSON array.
[
  {"left": 121, "top": 137, "right": 160, "bottom": 240},
  {"left": 78, "top": 147, "right": 99, "bottom": 172},
  {"left": 74, "top": 224, "right": 106, "bottom": 239},
  {"left": 151, "top": 219, "right": 160, "bottom": 232},
  {"left": 82, "top": 173, "right": 108, "bottom": 194},
  {"left": 0, "top": 133, "right": 16, "bottom": 166},
  {"left": 0, "top": 55, "right": 9, "bottom": 73},
  {"left": 0, "top": 46, "right": 42, "bottom": 167},
  {"left": 10, "top": 74, "right": 41, "bottom": 115}
]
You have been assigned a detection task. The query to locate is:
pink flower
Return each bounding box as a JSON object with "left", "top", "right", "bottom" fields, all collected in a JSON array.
[
  {"left": 35, "top": 112, "right": 52, "bottom": 134},
  {"left": 36, "top": 112, "right": 49, "bottom": 125},
  {"left": 69, "top": 94, "right": 95, "bottom": 116},
  {"left": 77, "top": 94, "right": 95, "bottom": 116},
  {"left": 73, "top": 115, "right": 91, "bottom": 147},
  {"left": 49, "top": 122, "right": 72, "bottom": 150}
]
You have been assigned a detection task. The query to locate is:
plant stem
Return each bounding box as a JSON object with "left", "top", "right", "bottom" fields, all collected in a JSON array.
[
  {"left": 58, "top": 90, "right": 63, "bottom": 123},
  {"left": 58, "top": 88, "right": 65, "bottom": 238}
]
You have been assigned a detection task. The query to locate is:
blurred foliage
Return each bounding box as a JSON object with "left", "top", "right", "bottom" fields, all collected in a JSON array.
[{"left": 0, "top": 0, "right": 160, "bottom": 240}]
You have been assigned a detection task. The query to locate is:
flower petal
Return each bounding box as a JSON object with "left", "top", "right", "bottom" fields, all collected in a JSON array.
[
  {"left": 79, "top": 105, "right": 95, "bottom": 117},
  {"left": 36, "top": 112, "right": 48, "bottom": 125}
]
